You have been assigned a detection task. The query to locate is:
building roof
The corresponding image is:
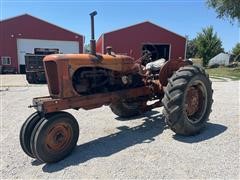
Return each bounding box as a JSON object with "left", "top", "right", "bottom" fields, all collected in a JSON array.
[
  {"left": 101, "top": 21, "right": 186, "bottom": 40},
  {"left": 0, "top": 13, "right": 84, "bottom": 38}
]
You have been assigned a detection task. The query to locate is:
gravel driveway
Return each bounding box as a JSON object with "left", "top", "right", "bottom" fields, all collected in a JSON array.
[{"left": 0, "top": 75, "right": 239, "bottom": 179}]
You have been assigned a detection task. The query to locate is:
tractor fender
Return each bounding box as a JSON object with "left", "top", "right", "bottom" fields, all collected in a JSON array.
[{"left": 159, "top": 59, "right": 193, "bottom": 86}]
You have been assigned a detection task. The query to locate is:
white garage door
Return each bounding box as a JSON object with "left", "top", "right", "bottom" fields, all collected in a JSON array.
[{"left": 17, "top": 38, "right": 80, "bottom": 65}]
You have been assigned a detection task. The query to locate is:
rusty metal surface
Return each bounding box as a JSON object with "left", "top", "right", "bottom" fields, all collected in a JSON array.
[
  {"left": 42, "top": 48, "right": 190, "bottom": 114},
  {"left": 43, "top": 54, "right": 138, "bottom": 98},
  {"left": 45, "top": 122, "right": 72, "bottom": 152},
  {"left": 33, "top": 86, "right": 153, "bottom": 113},
  {"left": 159, "top": 59, "right": 192, "bottom": 86},
  {"left": 185, "top": 87, "right": 200, "bottom": 116},
  {"left": 44, "top": 54, "right": 135, "bottom": 72}
]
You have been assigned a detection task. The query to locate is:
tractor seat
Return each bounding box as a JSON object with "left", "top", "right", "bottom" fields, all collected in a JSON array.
[{"left": 145, "top": 58, "right": 166, "bottom": 71}]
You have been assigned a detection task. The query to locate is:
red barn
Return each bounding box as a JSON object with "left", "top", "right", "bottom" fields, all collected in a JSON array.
[
  {"left": 0, "top": 14, "right": 84, "bottom": 73},
  {"left": 96, "top": 21, "right": 186, "bottom": 61}
]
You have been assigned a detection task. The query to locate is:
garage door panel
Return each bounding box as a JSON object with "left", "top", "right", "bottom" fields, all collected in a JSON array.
[{"left": 17, "top": 39, "right": 79, "bottom": 65}]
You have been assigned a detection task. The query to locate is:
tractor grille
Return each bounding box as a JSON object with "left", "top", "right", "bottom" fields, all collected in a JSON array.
[{"left": 44, "top": 61, "right": 59, "bottom": 95}]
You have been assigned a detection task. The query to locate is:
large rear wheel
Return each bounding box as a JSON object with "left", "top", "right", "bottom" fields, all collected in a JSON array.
[{"left": 162, "top": 65, "right": 213, "bottom": 135}]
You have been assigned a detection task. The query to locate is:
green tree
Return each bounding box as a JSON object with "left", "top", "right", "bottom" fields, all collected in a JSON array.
[
  {"left": 186, "top": 38, "right": 198, "bottom": 59},
  {"left": 232, "top": 43, "right": 240, "bottom": 56},
  {"left": 195, "top": 26, "right": 224, "bottom": 66},
  {"left": 207, "top": 0, "right": 240, "bottom": 22},
  {"left": 84, "top": 44, "right": 90, "bottom": 53}
]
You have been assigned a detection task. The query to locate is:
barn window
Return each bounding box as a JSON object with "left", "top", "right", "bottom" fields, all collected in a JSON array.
[{"left": 1, "top": 56, "right": 11, "bottom": 65}]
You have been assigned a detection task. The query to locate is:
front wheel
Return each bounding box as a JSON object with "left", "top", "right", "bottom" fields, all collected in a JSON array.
[
  {"left": 30, "top": 111, "right": 79, "bottom": 163},
  {"left": 20, "top": 112, "right": 41, "bottom": 158},
  {"left": 162, "top": 65, "right": 213, "bottom": 135}
]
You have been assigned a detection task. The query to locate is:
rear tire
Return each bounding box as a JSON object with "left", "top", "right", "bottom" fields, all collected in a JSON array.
[
  {"left": 110, "top": 99, "right": 145, "bottom": 118},
  {"left": 30, "top": 111, "right": 79, "bottom": 163},
  {"left": 162, "top": 65, "right": 213, "bottom": 135}
]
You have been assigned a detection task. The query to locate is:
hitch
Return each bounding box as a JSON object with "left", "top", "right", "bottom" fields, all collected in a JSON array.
[{"left": 28, "top": 104, "right": 37, "bottom": 108}]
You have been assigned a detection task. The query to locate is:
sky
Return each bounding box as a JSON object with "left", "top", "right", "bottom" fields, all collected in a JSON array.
[{"left": 1, "top": 0, "right": 239, "bottom": 52}]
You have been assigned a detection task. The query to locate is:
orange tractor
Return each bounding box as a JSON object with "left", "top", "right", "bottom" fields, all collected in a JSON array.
[{"left": 20, "top": 11, "right": 213, "bottom": 163}]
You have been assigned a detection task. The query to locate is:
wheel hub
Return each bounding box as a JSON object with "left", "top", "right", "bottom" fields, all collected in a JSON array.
[
  {"left": 55, "top": 133, "right": 64, "bottom": 143},
  {"left": 186, "top": 87, "right": 201, "bottom": 116},
  {"left": 45, "top": 123, "right": 72, "bottom": 152}
]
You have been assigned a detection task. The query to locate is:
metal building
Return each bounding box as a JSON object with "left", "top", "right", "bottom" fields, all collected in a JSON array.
[
  {"left": 96, "top": 21, "right": 186, "bottom": 61},
  {"left": 208, "top": 52, "right": 234, "bottom": 67},
  {"left": 0, "top": 14, "right": 84, "bottom": 73}
]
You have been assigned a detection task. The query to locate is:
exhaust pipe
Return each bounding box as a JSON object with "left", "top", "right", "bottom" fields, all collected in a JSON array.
[{"left": 90, "top": 11, "right": 97, "bottom": 55}]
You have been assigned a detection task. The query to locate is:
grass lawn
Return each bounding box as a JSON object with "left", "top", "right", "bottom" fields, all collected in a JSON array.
[
  {"left": 190, "top": 58, "right": 240, "bottom": 80},
  {"left": 191, "top": 58, "right": 203, "bottom": 66},
  {"left": 206, "top": 67, "right": 240, "bottom": 80}
]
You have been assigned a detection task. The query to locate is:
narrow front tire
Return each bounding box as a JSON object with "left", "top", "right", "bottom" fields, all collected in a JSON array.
[{"left": 30, "top": 111, "right": 79, "bottom": 163}]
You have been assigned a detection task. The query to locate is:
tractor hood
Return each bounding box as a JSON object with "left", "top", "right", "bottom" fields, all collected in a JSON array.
[
  {"left": 43, "top": 53, "right": 138, "bottom": 98},
  {"left": 43, "top": 53, "right": 136, "bottom": 72}
]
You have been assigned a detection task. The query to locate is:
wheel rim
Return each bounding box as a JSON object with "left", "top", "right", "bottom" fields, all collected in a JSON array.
[
  {"left": 45, "top": 122, "right": 72, "bottom": 153},
  {"left": 185, "top": 80, "right": 208, "bottom": 124}
]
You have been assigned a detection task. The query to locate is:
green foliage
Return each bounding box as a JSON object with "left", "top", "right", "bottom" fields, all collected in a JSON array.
[
  {"left": 186, "top": 38, "right": 198, "bottom": 58},
  {"left": 207, "top": 0, "right": 240, "bottom": 22},
  {"left": 195, "top": 26, "right": 224, "bottom": 66},
  {"left": 84, "top": 44, "right": 90, "bottom": 53},
  {"left": 232, "top": 43, "right": 240, "bottom": 56}
]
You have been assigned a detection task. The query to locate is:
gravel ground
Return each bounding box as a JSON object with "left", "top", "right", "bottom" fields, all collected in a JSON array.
[{"left": 0, "top": 75, "right": 239, "bottom": 179}]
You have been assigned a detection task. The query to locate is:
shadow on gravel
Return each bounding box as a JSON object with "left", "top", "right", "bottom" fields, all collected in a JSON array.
[
  {"left": 173, "top": 122, "right": 227, "bottom": 143},
  {"left": 115, "top": 110, "right": 159, "bottom": 121},
  {"left": 42, "top": 111, "right": 166, "bottom": 172}
]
